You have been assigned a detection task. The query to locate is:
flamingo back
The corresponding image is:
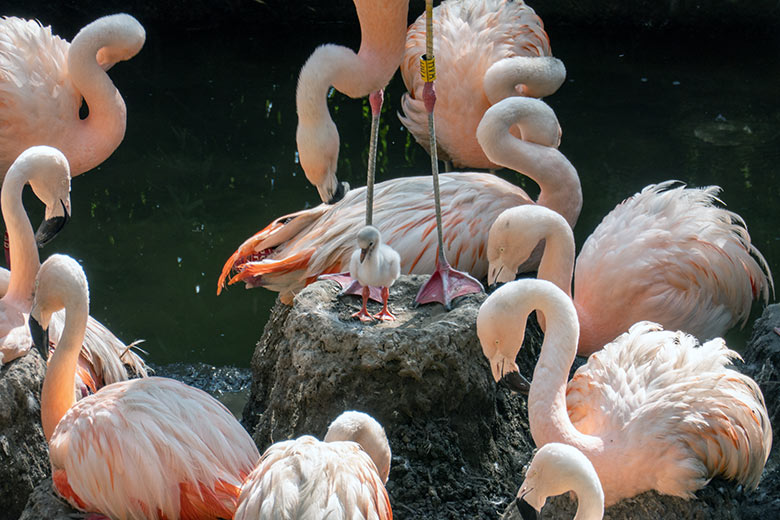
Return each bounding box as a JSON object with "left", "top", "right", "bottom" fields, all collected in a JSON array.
[
  {"left": 0, "top": 17, "right": 78, "bottom": 175},
  {"left": 566, "top": 321, "right": 772, "bottom": 502},
  {"left": 219, "top": 172, "right": 534, "bottom": 303},
  {"left": 400, "top": 0, "right": 552, "bottom": 168},
  {"left": 235, "top": 436, "right": 392, "bottom": 520},
  {"left": 49, "top": 377, "right": 260, "bottom": 520},
  {"left": 573, "top": 181, "right": 773, "bottom": 354}
]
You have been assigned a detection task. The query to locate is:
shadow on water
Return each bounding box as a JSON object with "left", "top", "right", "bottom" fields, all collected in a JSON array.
[{"left": 13, "top": 18, "right": 780, "bottom": 367}]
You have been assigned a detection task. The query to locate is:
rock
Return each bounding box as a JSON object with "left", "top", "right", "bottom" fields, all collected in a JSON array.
[
  {"left": 0, "top": 350, "right": 50, "bottom": 520},
  {"left": 19, "top": 478, "right": 74, "bottom": 520},
  {"left": 242, "top": 275, "right": 543, "bottom": 518}
]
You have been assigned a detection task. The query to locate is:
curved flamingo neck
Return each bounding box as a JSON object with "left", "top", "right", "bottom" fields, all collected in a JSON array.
[
  {"left": 535, "top": 215, "right": 576, "bottom": 297},
  {"left": 40, "top": 289, "right": 89, "bottom": 441},
  {"left": 524, "top": 284, "right": 601, "bottom": 453},
  {"left": 483, "top": 56, "right": 566, "bottom": 104},
  {"left": 572, "top": 478, "right": 605, "bottom": 520},
  {"left": 66, "top": 23, "right": 127, "bottom": 175},
  {"left": 1, "top": 170, "right": 39, "bottom": 307},
  {"left": 478, "top": 102, "right": 582, "bottom": 227},
  {"left": 296, "top": 0, "right": 407, "bottom": 122}
]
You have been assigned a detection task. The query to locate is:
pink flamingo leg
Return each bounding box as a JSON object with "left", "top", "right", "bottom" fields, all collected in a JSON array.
[
  {"left": 374, "top": 287, "right": 396, "bottom": 321},
  {"left": 351, "top": 285, "right": 375, "bottom": 322},
  {"left": 415, "top": 79, "right": 483, "bottom": 310}
]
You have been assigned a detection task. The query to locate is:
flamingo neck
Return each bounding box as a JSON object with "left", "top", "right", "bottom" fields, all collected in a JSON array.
[
  {"left": 526, "top": 288, "right": 601, "bottom": 453},
  {"left": 1, "top": 171, "right": 39, "bottom": 307},
  {"left": 536, "top": 218, "right": 575, "bottom": 297},
  {"left": 296, "top": 0, "right": 407, "bottom": 118},
  {"left": 572, "top": 479, "right": 605, "bottom": 520},
  {"left": 530, "top": 147, "right": 582, "bottom": 228},
  {"left": 66, "top": 26, "right": 127, "bottom": 175},
  {"left": 41, "top": 297, "right": 88, "bottom": 441},
  {"left": 483, "top": 56, "right": 567, "bottom": 104}
]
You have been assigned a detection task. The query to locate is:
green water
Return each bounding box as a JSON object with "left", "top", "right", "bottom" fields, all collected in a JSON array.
[{"left": 23, "top": 22, "right": 780, "bottom": 367}]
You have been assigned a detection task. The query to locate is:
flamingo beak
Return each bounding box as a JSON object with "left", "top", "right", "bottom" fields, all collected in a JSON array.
[
  {"left": 360, "top": 248, "right": 368, "bottom": 263},
  {"left": 515, "top": 494, "right": 538, "bottom": 520},
  {"left": 501, "top": 371, "right": 531, "bottom": 394},
  {"left": 29, "top": 314, "right": 49, "bottom": 361},
  {"left": 327, "top": 181, "right": 350, "bottom": 204},
  {"left": 35, "top": 200, "right": 70, "bottom": 247}
]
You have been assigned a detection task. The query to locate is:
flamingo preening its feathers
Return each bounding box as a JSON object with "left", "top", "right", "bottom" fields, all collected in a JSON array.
[
  {"left": 0, "top": 14, "right": 145, "bottom": 178},
  {"left": 477, "top": 278, "right": 772, "bottom": 506},
  {"left": 400, "top": 0, "right": 565, "bottom": 169},
  {"left": 235, "top": 411, "right": 392, "bottom": 520}
]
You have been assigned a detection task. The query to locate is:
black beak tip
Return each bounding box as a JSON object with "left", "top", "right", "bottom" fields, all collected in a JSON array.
[
  {"left": 327, "top": 181, "right": 350, "bottom": 204},
  {"left": 515, "top": 497, "right": 538, "bottom": 520},
  {"left": 29, "top": 316, "right": 49, "bottom": 360},
  {"left": 502, "top": 371, "right": 531, "bottom": 395},
  {"left": 35, "top": 212, "right": 69, "bottom": 247}
]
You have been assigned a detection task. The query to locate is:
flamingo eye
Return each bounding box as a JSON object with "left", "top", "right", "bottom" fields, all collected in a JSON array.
[{"left": 499, "top": 246, "right": 505, "bottom": 253}]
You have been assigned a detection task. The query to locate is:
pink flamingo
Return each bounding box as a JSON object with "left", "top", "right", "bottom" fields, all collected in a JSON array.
[
  {"left": 516, "top": 443, "right": 604, "bottom": 520},
  {"left": 218, "top": 96, "right": 581, "bottom": 304},
  {"left": 235, "top": 411, "right": 391, "bottom": 519},
  {"left": 0, "top": 146, "right": 147, "bottom": 395},
  {"left": 400, "top": 0, "right": 565, "bottom": 169},
  {"left": 477, "top": 278, "right": 772, "bottom": 506},
  {"left": 30, "top": 254, "right": 260, "bottom": 519},
  {"left": 0, "top": 14, "right": 145, "bottom": 178},
  {"left": 296, "top": 0, "right": 408, "bottom": 203},
  {"left": 486, "top": 184, "right": 773, "bottom": 357}
]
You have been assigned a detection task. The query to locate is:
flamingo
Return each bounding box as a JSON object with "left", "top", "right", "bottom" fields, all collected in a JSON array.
[
  {"left": 400, "top": 0, "right": 566, "bottom": 169},
  {"left": 234, "top": 411, "right": 391, "bottom": 520},
  {"left": 0, "top": 14, "right": 145, "bottom": 178},
  {"left": 348, "top": 226, "right": 401, "bottom": 321},
  {"left": 516, "top": 443, "right": 604, "bottom": 520},
  {"left": 0, "top": 146, "right": 147, "bottom": 395},
  {"left": 218, "top": 96, "right": 581, "bottom": 304},
  {"left": 477, "top": 278, "right": 772, "bottom": 506},
  {"left": 486, "top": 183, "right": 773, "bottom": 357},
  {"left": 30, "top": 254, "right": 260, "bottom": 520},
  {"left": 296, "top": 0, "right": 408, "bottom": 203}
]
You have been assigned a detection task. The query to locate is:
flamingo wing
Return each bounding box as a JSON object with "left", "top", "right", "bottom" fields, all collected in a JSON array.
[
  {"left": 567, "top": 321, "right": 772, "bottom": 496},
  {"left": 219, "top": 172, "right": 533, "bottom": 302},
  {"left": 0, "top": 17, "right": 79, "bottom": 174},
  {"left": 574, "top": 181, "right": 773, "bottom": 351},
  {"left": 49, "top": 377, "right": 259, "bottom": 520}
]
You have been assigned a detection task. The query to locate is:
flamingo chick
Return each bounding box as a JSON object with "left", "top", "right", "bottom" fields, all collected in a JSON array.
[
  {"left": 0, "top": 14, "right": 145, "bottom": 178},
  {"left": 401, "top": 0, "right": 566, "bottom": 169},
  {"left": 348, "top": 226, "right": 400, "bottom": 322},
  {"left": 31, "top": 254, "right": 260, "bottom": 519},
  {"left": 516, "top": 443, "right": 604, "bottom": 520},
  {"left": 234, "top": 410, "right": 391, "bottom": 520},
  {"left": 477, "top": 278, "right": 772, "bottom": 505},
  {"left": 487, "top": 183, "right": 773, "bottom": 357}
]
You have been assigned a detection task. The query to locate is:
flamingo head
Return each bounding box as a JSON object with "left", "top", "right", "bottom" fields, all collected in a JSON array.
[
  {"left": 487, "top": 206, "right": 547, "bottom": 286},
  {"left": 477, "top": 284, "right": 527, "bottom": 384},
  {"left": 297, "top": 117, "right": 348, "bottom": 204},
  {"left": 517, "top": 443, "right": 603, "bottom": 516},
  {"left": 356, "top": 226, "right": 380, "bottom": 262},
  {"left": 325, "top": 411, "right": 391, "bottom": 483},
  {"left": 84, "top": 14, "right": 146, "bottom": 71},
  {"left": 14, "top": 146, "right": 72, "bottom": 247}
]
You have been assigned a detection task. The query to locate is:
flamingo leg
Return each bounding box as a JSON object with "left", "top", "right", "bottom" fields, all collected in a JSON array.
[
  {"left": 374, "top": 286, "right": 396, "bottom": 321},
  {"left": 351, "top": 285, "right": 375, "bottom": 322}
]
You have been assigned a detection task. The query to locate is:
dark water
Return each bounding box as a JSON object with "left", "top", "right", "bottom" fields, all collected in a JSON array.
[{"left": 18, "top": 19, "right": 780, "bottom": 367}]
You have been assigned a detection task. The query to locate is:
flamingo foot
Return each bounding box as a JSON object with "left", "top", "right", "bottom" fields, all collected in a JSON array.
[
  {"left": 415, "top": 258, "right": 484, "bottom": 310},
  {"left": 374, "top": 287, "right": 396, "bottom": 321},
  {"left": 352, "top": 307, "right": 375, "bottom": 322},
  {"left": 318, "top": 272, "right": 384, "bottom": 302}
]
